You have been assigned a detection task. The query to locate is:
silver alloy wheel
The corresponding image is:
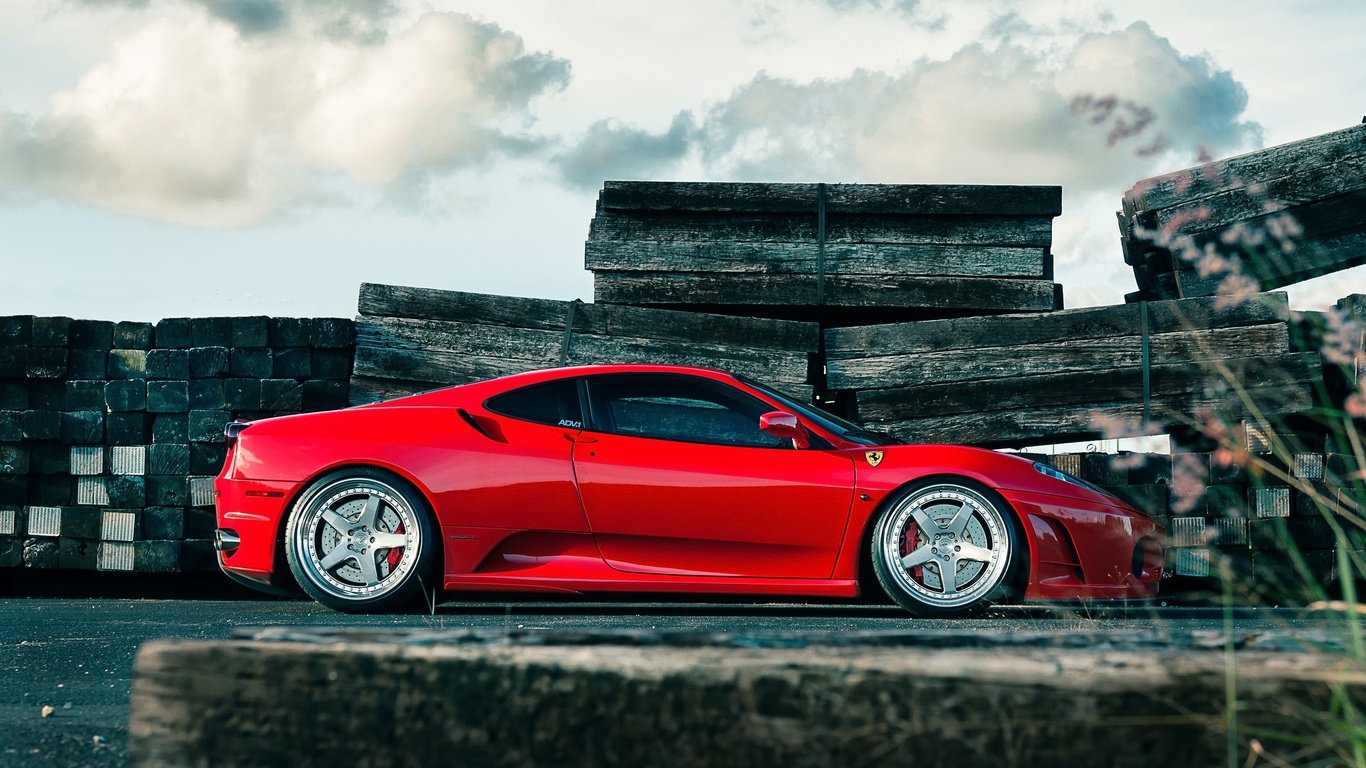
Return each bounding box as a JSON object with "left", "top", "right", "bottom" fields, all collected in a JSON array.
[
  {"left": 877, "top": 483, "right": 1011, "bottom": 610},
  {"left": 290, "top": 477, "right": 422, "bottom": 602}
]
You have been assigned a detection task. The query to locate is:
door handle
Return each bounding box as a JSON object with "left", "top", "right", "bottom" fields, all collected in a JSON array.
[{"left": 564, "top": 433, "right": 598, "bottom": 444}]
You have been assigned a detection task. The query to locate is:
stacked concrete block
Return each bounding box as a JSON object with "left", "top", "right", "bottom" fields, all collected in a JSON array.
[
  {"left": 1050, "top": 422, "right": 1362, "bottom": 591},
  {"left": 0, "top": 314, "right": 354, "bottom": 577}
]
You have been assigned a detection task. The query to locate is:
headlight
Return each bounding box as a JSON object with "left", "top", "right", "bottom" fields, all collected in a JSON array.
[
  {"left": 1033, "top": 462, "right": 1086, "bottom": 488},
  {"left": 1033, "top": 461, "right": 1149, "bottom": 516},
  {"left": 1033, "top": 461, "right": 1111, "bottom": 496}
]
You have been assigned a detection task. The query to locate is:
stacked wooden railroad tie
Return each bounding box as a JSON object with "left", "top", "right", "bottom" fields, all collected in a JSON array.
[
  {"left": 1333, "top": 293, "right": 1365, "bottom": 386},
  {"left": 823, "top": 292, "right": 1319, "bottom": 447},
  {"left": 0, "top": 314, "right": 353, "bottom": 574},
  {"left": 1161, "top": 427, "right": 1363, "bottom": 586},
  {"left": 1120, "top": 122, "right": 1366, "bottom": 302},
  {"left": 1269, "top": 292, "right": 1366, "bottom": 417},
  {"left": 350, "top": 282, "right": 820, "bottom": 406},
  {"left": 587, "top": 181, "right": 1063, "bottom": 322},
  {"left": 1044, "top": 426, "right": 1361, "bottom": 588}
]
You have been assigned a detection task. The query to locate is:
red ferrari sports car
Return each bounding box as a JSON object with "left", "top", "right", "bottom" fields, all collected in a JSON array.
[{"left": 214, "top": 364, "right": 1164, "bottom": 616}]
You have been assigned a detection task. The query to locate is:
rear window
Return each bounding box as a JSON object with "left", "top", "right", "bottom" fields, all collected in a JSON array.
[{"left": 485, "top": 379, "right": 583, "bottom": 429}]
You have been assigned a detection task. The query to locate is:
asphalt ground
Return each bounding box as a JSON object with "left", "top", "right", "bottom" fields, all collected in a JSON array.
[{"left": 2, "top": 595, "right": 1363, "bottom": 768}]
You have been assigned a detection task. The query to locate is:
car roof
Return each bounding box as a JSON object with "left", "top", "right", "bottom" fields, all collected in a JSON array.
[
  {"left": 364, "top": 363, "right": 747, "bottom": 407},
  {"left": 490, "top": 363, "right": 743, "bottom": 387}
]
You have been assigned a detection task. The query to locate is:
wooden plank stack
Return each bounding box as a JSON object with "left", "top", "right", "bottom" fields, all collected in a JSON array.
[
  {"left": 1338, "top": 294, "right": 1366, "bottom": 384},
  {"left": 1120, "top": 122, "right": 1366, "bottom": 302},
  {"left": 1166, "top": 437, "right": 1359, "bottom": 594},
  {"left": 1045, "top": 438, "right": 1361, "bottom": 596},
  {"left": 350, "top": 282, "right": 820, "bottom": 405},
  {"left": 587, "top": 182, "right": 1063, "bottom": 322},
  {"left": 0, "top": 314, "right": 353, "bottom": 575},
  {"left": 824, "top": 293, "right": 1319, "bottom": 446}
]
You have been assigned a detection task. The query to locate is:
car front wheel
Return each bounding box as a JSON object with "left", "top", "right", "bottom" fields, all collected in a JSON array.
[
  {"left": 871, "top": 479, "right": 1022, "bottom": 618},
  {"left": 284, "top": 469, "right": 436, "bottom": 613}
]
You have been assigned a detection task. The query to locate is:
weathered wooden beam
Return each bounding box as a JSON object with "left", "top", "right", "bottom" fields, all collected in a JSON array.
[
  {"left": 127, "top": 629, "right": 1366, "bottom": 768},
  {"left": 1146, "top": 156, "right": 1366, "bottom": 235},
  {"left": 567, "top": 337, "right": 811, "bottom": 390},
  {"left": 827, "top": 323, "right": 1290, "bottom": 390},
  {"left": 358, "top": 283, "right": 818, "bottom": 351},
  {"left": 1135, "top": 193, "right": 1366, "bottom": 269},
  {"left": 359, "top": 283, "right": 581, "bottom": 330},
  {"left": 594, "top": 272, "right": 1057, "bottom": 312},
  {"left": 588, "top": 211, "right": 1055, "bottom": 247},
  {"left": 1122, "top": 123, "right": 1366, "bottom": 298},
  {"left": 599, "top": 181, "right": 1064, "bottom": 216},
  {"left": 354, "top": 281, "right": 821, "bottom": 406},
  {"left": 584, "top": 241, "right": 1047, "bottom": 277},
  {"left": 1147, "top": 225, "right": 1366, "bottom": 300},
  {"left": 871, "top": 383, "right": 1314, "bottom": 447},
  {"left": 1127, "top": 122, "right": 1366, "bottom": 212},
  {"left": 353, "top": 346, "right": 535, "bottom": 391},
  {"left": 347, "top": 375, "right": 446, "bottom": 406},
  {"left": 825, "top": 293, "right": 1288, "bottom": 359},
  {"left": 853, "top": 353, "right": 1319, "bottom": 421},
  {"left": 594, "top": 302, "right": 818, "bottom": 350},
  {"left": 353, "top": 332, "right": 813, "bottom": 392},
  {"left": 357, "top": 317, "right": 560, "bottom": 363}
]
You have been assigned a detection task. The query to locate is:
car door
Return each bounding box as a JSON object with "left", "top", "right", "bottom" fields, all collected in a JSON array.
[{"left": 572, "top": 373, "right": 856, "bottom": 579}]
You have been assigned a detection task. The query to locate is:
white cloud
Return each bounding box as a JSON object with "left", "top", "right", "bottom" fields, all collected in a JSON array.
[
  {"left": 695, "top": 22, "right": 1259, "bottom": 195},
  {"left": 552, "top": 112, "right": 696, "bottom": 190},
  {"left": 0, "top": 9, "right": 569, "bottom": 226},
  {"left": 67, "top": 0, "right": 400, "bottom": 40}
]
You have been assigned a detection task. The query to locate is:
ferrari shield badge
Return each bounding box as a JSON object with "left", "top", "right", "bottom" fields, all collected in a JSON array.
[{"left": 865, "top": 451, "right": 884, "bottom": 467}]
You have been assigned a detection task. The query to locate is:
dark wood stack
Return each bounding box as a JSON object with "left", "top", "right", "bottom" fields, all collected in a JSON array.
[
  {"left": 350, "top": 283, "right": 819, "bottom": 405},
  {"left": 587, "top": 182, "right": 1063, "bottom": 323},
  {"left": 0, "top": 314, "right": 353, "bottom": 575},
  {"left": 1046, "top": 435, "right": 1360, "bottom": 592},
  {"left": 1163, "top": 431, "right": 1362, "bottom": 592},
  {"left": 1272, "top": 293, "right": 1366, "bottom": 420},
  {"left": 1341, "top": 293, "right": 1366, "bottom": 322},
  {"left": 824, "top": 292, "right": 1318, "bottom": 446},
  {"left": 1339, "top": 294, "right": 1365, "bottom": 384},
  {"left": 1121, "top": 123, "right": 1366, "bottom": 302}
]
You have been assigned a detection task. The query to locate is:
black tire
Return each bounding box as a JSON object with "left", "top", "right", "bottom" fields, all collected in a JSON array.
[
  {"left": 283, "top": 468, "right": 437, "bottom": 613},
  {"left": 870, "top": 478, "right": 1024, "bottom": 618}
]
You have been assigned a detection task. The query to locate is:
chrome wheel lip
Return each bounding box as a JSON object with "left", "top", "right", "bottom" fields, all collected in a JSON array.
[
  {"left": 880, "top": 484, "right": 1009, "bottom": 610},
  {"left": 291, "top": 478, "right": 422, "bottom": 602}
]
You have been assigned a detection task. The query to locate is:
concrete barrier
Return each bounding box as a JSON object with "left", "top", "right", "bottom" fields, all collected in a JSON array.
[{"left": 128, "top": 628, "right": 1366, "bottom": 767}]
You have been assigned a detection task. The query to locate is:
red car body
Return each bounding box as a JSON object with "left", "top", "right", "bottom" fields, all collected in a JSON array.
[{"left": 215, "top": 364, "right": 1164, "bottom": 612}]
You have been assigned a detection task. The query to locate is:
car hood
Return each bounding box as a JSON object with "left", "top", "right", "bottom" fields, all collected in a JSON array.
[{"left": 848, "top": 443, "right": 1144, "bottom": 514}]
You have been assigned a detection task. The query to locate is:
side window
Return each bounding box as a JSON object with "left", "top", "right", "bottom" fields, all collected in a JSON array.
[
  {"left": 586, "top": 374, "right": 784, "bottom": 448},
  {"left": 485, "top": 379, "right": 583, "bottom": 429}
]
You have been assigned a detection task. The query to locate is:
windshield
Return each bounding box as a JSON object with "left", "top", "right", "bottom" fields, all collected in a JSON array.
[{"left": 737, "top": 376, "right": 904, "bottom": 446}]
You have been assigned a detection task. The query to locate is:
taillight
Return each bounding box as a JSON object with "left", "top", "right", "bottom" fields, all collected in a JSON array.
[{"left": 224, "top": 421, "right": 251, "bottom": 446}]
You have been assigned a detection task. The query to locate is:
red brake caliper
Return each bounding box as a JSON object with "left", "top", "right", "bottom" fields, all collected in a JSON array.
[
  {"left": 385, "top": 522, "right": 405, "bottom": 570},
  {"left": 900, "top": 521, "right": 923, "bottom": 584}
]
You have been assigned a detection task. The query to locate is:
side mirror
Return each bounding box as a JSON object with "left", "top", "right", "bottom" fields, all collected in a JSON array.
[{"left": 759, "top": 411, "right": 810, "bottom": 449}]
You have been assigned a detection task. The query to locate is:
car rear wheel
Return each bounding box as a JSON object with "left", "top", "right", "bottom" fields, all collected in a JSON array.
[
  {"left": 870, "top": 479, "right": 1022, "bottom": 618},
  {"left": 284, "top": 469, "right": 436, "bottom": 613}
]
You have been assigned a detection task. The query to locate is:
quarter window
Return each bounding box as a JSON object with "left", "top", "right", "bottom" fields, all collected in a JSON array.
[{"left": 485, "top": 379, "right": 583, "bottom": 429}]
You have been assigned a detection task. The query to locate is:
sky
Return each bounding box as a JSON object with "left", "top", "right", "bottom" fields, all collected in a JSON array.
[{"left": 1, "top": 0, "right": 1364, "bottom": 322}]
